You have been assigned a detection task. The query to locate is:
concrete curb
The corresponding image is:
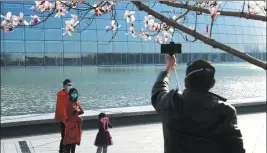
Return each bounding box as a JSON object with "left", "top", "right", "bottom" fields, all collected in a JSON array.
[{"left": 1, "top": 98, "right": 266, "bottom": 138}]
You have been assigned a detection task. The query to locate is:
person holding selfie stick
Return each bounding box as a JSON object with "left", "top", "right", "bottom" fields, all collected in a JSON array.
[{"left": 151, "top": 44, "right": 245, "bottom": 153}]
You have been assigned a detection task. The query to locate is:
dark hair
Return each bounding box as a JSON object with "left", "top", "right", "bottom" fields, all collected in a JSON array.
[
  {"left": 68, "top": 88, "right": 78, "bottom": 102},
  {"left": 98, "top": 112, "right": 107, "bottom": 120},
  {"left": 185, "top": 59, "right": 215, "bottom": 91},
  {"left": 63, "top": 79, "right": 71, "bottom": 86}
]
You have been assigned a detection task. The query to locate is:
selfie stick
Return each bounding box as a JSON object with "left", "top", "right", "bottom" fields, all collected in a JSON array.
[
  {"left": 169, "top": 42, "right": 180, "bottom": 90},
  {"left": 173, "top": 66, "right": 180, "bottom": 90},
  {"left": 170, "top": 54, "right": 180, "bottom": 91}
]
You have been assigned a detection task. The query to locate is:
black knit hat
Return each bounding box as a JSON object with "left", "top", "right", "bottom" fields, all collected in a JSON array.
[{"left": 63, "top": 79, "right": 71, "bottom": 86}]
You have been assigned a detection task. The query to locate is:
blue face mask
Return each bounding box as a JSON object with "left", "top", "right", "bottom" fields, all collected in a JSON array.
[
  {"left": 67, "top": 86, "right": 73, "bottom": 92},
  {"left": 71, "top": 93, "right": 78, "bottom": 99}
]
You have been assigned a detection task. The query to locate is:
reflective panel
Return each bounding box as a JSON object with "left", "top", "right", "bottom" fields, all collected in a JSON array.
[
  {"left": 44, "top": 52, "right": 62, "bottom": 66},
  {"left": 79, "top": 20, "right": 97, "bottom": 30},
  {"left": 25, "top": 52, "right": 44, "bottom": 66},
  {"left": 142, "top": 42, "right": 155, "bottom": 53},
  {"left": 191, "top": 43, "right": 202, "bottom": 53},
  {"left": 4, "top": 41, "right": 24, "bottom": 52},
  {"left": 63, "top": 32, "right": 80, "bottom": 41},
  {"left": 45, "top": 41, "right": 63, "bottom": 53},
  {"left": 44, "top": 17, "right": 63, "bottom": 29},
  {"left": 1, "top": 52, "right": 25, "bottom": 66},
  {"left": 44, "top": 29, "right": 62, "bottom": 41},
  {"left": 25, "top": 28, "right": 45, "bottom": 41},
  {"left": 23, "top": 4, "right": 35, "bottom": 16},
  {"left": 25, "top": 41, "right": 44, "bottom": 52},
  {"left": 97, "top": 30, "right": 114, "bottom": 42},
  {"left": 128, "top": 42, "right": 142, "bottom": 53},
  {"left": 63, "top": 52, "right": 81, "bottom": 66},
  {"left": 63, "top": 41, "right": 80, "bottom": 52},
  {"left": 81, "top": 30, "right": 97, "bottom": 41},
  {"left": 98, "top": 42, "right": 113, "bottom": 53},
  {"left": 96, "top": 19, "right": 113, "bottom": 30},
  {"left": 114, "top": 30, "right": 128, "bottom": 41},
  {"left": 0, "top": 41, "right": 3, "bottom": 53},
  {"left": 3, "top": 28, "right": 24, "bottom": 40},
  {"left": 113, "top": 42, "right": 127, "bottom": 53},
  {"left": 0, "top": 1, "right": 266, "bottom": 66},
  {"left": 2, "top": 3, "right": 23, "bottom": 15},
  {"left": 81, "top": 52, "right": 97, "bottom": 65},
  {"left": 81, "top": 42, "right": 97, "bottom": 52}
]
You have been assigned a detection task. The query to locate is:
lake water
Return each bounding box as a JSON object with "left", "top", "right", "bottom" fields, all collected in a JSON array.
[{"left": 1, "top": 63, "right": 266, "bottom": 117}]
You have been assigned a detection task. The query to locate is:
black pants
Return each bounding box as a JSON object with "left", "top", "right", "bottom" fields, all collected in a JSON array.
[
  {"left": 64, "top": 144, "right": 76, "bottom": 153},
  {"left": 59, "top": 122, "right": 65, "bottom": 153}
]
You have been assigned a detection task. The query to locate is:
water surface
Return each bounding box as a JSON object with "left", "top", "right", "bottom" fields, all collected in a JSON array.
[{"left": 1, "top": 63, "right": 266, "bottom": 116}]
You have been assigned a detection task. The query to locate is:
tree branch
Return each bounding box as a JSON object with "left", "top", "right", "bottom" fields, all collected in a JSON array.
[
  {"left": 175, "top": 9, "right": 190, "bottom": 22},
  {"left": 209, "top": 18, "right": 214, "bottom": 38},
  {"left": 160, "top": 1, "right": 266, "bottom": 22},
  {"left": 242, "top": 1, "right": 246, "bottom": 13},
  {"left": 132, "top": 1, "right": 267, "bottom": 70}
]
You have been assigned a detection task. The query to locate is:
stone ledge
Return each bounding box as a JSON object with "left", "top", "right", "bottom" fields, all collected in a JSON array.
[
  {"left": 1, "top": 98, "right": 266, "bottom": 138},
  {"left": 1, "top": 98, "right": 266, "bottom": 128}
]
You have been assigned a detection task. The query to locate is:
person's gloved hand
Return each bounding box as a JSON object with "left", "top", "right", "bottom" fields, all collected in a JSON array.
[
  {"left": 73, "top": 110, "right": 78, "bottom": 115},
  {"left": 78, "top": 110, "right": 84, "bottom": 115}
]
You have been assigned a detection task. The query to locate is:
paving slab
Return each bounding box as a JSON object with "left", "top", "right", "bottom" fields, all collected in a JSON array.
[{"left": 1, "top": 113, "right": 266, "bottom": 153}]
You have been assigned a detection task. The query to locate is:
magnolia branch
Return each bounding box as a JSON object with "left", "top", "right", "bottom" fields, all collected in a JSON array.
[
  {"left": 101, "top": 6, "right": 119, "bottom": 45},
  {"left": 160, "top": 1, "right": 266, "bottom": 22},
  {"left": 1, "top": 1, "right": 266, "bottom": 69},
  {"left": 175, "top": 9, "right": 190, "bottom": 22},
  {"left": 132, "top": 1, "right": 267, "bottom": 70}
]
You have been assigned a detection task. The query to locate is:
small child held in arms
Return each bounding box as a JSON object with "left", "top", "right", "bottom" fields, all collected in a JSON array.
[{"left": 94, "top": 112, "right": 113, "bottom": 153}]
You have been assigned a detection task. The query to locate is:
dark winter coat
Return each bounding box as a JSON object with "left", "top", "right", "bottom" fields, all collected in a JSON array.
[{"left": 151, "top": 71, "right": 245, "bottom": 153}]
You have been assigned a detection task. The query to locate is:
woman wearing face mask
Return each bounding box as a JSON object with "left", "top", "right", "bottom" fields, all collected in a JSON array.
[{"left": 63, "top": 88, "right": 84, "bottom": 153}]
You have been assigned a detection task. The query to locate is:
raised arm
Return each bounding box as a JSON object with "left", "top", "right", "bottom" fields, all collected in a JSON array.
[
  {"left": 151, "top": 71, "right": 179, "bottom": 114},
  {"left": 151, "top": 55, "right": 181, "bottom": 114}
]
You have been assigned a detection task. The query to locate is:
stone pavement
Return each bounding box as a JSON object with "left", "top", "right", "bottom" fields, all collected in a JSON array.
[{"left": 1, "top": 113, "right": 266, "bottom": 153}]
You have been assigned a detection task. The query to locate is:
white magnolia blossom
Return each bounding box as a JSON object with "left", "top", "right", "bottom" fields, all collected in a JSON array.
[
  {"left": 163, "top": 30, "right": 172, "bottom": 42},
  {"left": 1, "top": 12, "right": 12, "bottom": 25},
  {"left": 105, "top": 20, "right": 121, "bottom": 31},
  {"left": 144, "top": 15, "right": 154, "bottom": 28},
  {"left": 12, "top": 12, "right": 29, "bottom": 26},
  {"left": 54, "top": 1, "right": 68, "bottom": 18},
  {"left": 3, "top": 0, "right": 262, "bottom": 44},
  {"left": 126, "top": 26, "right": 137, "bottom": 37},
  {"left": 0, "top": 12, "right": 30, "bottom": 32},
  {"left": 31, "top": 1, "right": 53, "bottom": 12},
  {"left": 139, "top": 29, "right": 151, "bottom": 41},
  {"left": 63, "top": 14, "right": 79, "bottom": 36},
  {"left": 124, "top": 10, "right": 135, "bottom": 23},
  {"left": 30, "top": 15, "right": 41, "bottom": 25},
  {"left": 155, "top": 36, "right": 163, "bottom": 44}
]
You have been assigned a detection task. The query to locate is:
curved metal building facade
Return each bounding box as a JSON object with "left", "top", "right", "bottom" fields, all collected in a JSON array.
[{"left": 1, "top": 1, "right": 266, "bottom": 66}]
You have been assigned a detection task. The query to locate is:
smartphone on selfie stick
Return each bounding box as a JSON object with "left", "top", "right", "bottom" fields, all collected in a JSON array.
[{"left": 161, "top": 41, "right": 182, "bottom": 90}]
